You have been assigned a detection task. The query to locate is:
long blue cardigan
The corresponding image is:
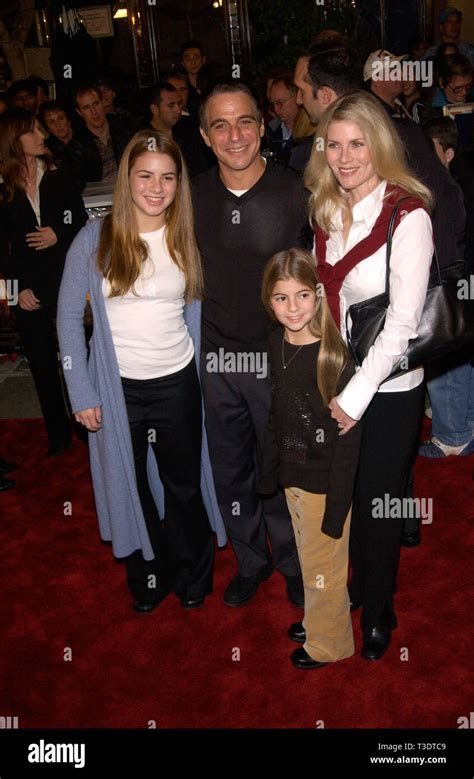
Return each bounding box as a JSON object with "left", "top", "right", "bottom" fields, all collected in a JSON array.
[{"left": 57, "top": 219, "right": 227, "bottom": 560}]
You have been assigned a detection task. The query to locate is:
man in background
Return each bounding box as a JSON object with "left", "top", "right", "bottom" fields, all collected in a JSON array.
[
  {"left": 424, "top": 7, "right": 474, "bottom": 66},
  {"left": 74, "top": 84, "right": 131, "bottom": 184}
]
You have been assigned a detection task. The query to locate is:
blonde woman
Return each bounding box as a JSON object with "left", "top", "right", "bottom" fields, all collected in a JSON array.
[
  {"left": 305, "top": 91, "right": 433, "bottom": 660},
  {"left": 57, "top": 131, "right": 225, "bottom": 613},
  {"left": 260, "top": 249, "right": 362, "bottom": 670}
]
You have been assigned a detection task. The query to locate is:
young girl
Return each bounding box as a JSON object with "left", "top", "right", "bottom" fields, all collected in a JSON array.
[
  {"left": 57, "top": 131, "right": 225, "bottom": 612},
  {"left": 260, "top": 249, "right": 361, "bottom": 670}
]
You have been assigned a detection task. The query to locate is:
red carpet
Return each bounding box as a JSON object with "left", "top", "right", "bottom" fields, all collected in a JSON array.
[{"left": 1, "top": 418, "right": 473, "bottom": 729}]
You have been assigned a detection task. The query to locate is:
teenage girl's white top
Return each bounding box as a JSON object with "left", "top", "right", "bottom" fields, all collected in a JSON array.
[
  {"left": 103, "top": 225, "right": 194, "bottom": 379},
  {"left": 319, "top": 180, "right": 433, "bottom": 421}
]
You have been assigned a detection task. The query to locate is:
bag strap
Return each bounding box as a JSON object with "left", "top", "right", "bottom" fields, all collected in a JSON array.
[
  {"left": 385, "top": 197, "right": 440, "bottom": 299},
  {"left": 432, "top": 244, "right": 442, "bottom": 285},
  {"left": 384, "top": 197, "right": 410, "bottom": 300}
]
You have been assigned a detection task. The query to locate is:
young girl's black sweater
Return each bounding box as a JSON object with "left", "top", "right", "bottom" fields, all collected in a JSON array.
[{"left": 260, "top": 328, "right": 362, "bottom": 539}]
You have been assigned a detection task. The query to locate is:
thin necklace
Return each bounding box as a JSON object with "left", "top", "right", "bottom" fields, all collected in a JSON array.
[
  {"left": 24, "top": 165, "right": 36, "bottom": 187},
  {"left": 282, "top": 334, "right": 304, "bottom": 370}
]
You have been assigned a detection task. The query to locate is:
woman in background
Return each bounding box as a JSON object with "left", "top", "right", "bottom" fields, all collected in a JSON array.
[{"left": 0, "top": 108, "right": 87, "bottom": 455}]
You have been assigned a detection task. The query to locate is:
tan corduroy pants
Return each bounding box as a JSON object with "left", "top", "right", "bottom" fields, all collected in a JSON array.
[{"left": 285, "top": 488, "right": 354, "bottom": 663}]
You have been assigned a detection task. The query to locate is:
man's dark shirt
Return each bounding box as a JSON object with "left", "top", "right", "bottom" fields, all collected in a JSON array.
[
  {"left": 266, "top": 121, "right": 296, "bottom": 165},
  {"left": 172, "top": 114, "right": 215, "bottom": 178},
  {"left": 192, "top": 160, "right": 311, "bottom": 354},
  {"left": 73, "top": 113, "right": 132, "bottom": 184},
  {"left": 452, "top": 144, "right": 474, "bottom": 273},
  {"left": 289, "top": 135, "right": 314, "bottom": 174},
  {"left": 45, "top": 133, "right": 95, "bottom": 191},
  {"left": 187, "top": 84, "right": 201, "bottom": 116}
]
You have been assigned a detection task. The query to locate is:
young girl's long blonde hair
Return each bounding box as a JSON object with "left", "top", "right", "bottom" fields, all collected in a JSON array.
[
  {"left": 304, "top": 90, "right": 433, "bottom": 233},
  {"left": 97, "top": 130, "right": 202, "bottom": 302},
  {"left": 262, "top": 248, "right": 348, "bottom": 405}
]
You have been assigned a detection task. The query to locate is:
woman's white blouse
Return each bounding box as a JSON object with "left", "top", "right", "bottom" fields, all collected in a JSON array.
[
  {"left": 317, "top": 180, "right": 433, "bottom": 421},
  {"left": 26, "top": 158, "right": 44, "bottom": 225}
]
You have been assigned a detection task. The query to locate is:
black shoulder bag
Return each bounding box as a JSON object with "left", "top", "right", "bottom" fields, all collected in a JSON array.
[{"left": 346, "top": 198, "right": 474, "bottom": 383}]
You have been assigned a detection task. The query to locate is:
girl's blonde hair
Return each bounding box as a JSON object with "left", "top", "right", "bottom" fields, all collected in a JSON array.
[
  {"left": 262, "top": 248, "right": 348, "bottom": 406},
  {"left": 97, "top": 130, "right": 202, "bottom": 301},
  {"left": 304, "top": 90, "right": 433, "bottom": 233}
]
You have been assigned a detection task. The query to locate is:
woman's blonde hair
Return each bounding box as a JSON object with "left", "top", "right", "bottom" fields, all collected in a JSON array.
[
  {"left": 262, "top": 248, "right": 348, "bottom": 406},
  {"left": 304, "top": 90, "right": 433, "bottom": 233},
  {"left": 97, "top": 130, "right": 202, "bottom": 301}
]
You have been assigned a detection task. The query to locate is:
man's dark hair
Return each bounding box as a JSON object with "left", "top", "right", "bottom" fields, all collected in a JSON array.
[
  {"left": 7, "top": 79, "right": 34, "bottom": 103},
  {"left": 270, "top": 72, "right": 297, "bottom": 94},
  {"left": 423, "top": 116, "right": 459, "bottom": 152},
  {"left": 28, "top": 76, "right": 49, "bottom": 97},
  {"left": 96, "top": 77, "right": 115, "bottom": 90},
  {"left": 150, "top": 81, "right": 178, "bottom": 106},
  {"left": 435, "top": 42, "right": 459, "bottom": 58},
  {"left": 199, "top": 81, "right": 261, "bottom": 131},
  {"left": 73, "top": 83, "right": 102, "bottom": 106},
  {"left": 163, "top": 68, "right": 189, "bottom": 85},
  {"left": 180, "top": 40, "right": 204, "bottom": 59},
  {"left": 438, "top": 53, "right": 472, "bottom": 85},
  {"left": 38, "top": 100, "right": 71, "bottom": 127},
  {"left": 306, "top": 43, "right": 361, "bottom": 98}
]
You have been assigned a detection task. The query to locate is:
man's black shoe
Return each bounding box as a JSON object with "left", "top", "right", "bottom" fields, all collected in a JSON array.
[
  {"left": 132, "top": 585, "right": 171, "bottom": 613},
  {"left": 0, "top": 475, "right": 15, "bottom": 492},
  {"left": 180, "top": 596, "right": 206, "bottom": 609},
  {"left": 132, "top": 600, "right": 158, "bottom": 613},
  {"left": 291, "top": 647, "right": 327, "bottom": 670},
  {"left": 46, "top": 439, "right": 72, "bottom": 457},
  {"left": 288, "top": 621, "right": 306, "bottom": 643},
  {"left": 361, "top": 626, "right": 391, "bottom": 660},
  {"left": 224, "top": 565, "right": 273, "bottom": 607},
  {"left": 286, "top": 574, "right": 304, "bottom": 607},
  {"left": 401, "top": 530, "right": 420, "bottom": 548},
  {"left": 0, "top": 458, "right": 17, "bottom": 474}
]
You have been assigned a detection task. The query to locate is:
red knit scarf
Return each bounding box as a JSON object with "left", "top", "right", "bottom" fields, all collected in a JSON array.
[{"left": 314, "top": 184, "right": 428, "bottom": 329}]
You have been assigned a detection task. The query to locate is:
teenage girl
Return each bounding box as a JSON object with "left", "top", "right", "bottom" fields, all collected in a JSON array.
[
  {"left": 260, "top": 248, "right": 361, "bottom": 669},
  {"left": 57, "top": 131, "right": 224, "bottom": 612}
]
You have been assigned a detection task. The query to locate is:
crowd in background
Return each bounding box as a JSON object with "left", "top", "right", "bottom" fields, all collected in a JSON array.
[{"left": 0, "top": 7, "right": 473, "bottom": 191}]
